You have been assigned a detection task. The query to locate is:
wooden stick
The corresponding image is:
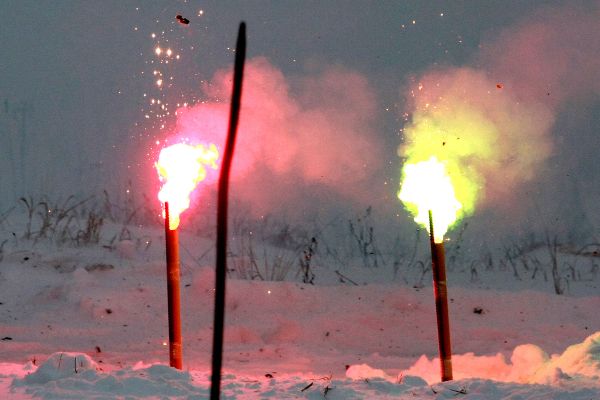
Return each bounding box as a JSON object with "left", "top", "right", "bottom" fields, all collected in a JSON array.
[
  {"left": 165, "top": 201, "right": 182, "bottom": 369},
  {"left": 429, "top": 210, "right": 453, "bottom": 381},
  {"left": 210, "top": 22, "right": 246, "bottom": 400}
]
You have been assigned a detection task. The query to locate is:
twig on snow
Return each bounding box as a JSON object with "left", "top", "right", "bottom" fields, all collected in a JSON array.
[{"left": 335, "top": 270, "right": 359, "bottom": 286}]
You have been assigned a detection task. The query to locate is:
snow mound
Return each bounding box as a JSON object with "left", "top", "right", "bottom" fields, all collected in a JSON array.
[
  {"left": 345, "top": 363, "right": 428, "bottom": 391},
  {"left": 4, "top": 357, "right": 599, "bottom": 399},
  {"left": 404, "top": 331, "right": 600, "bottom": 386},
  {"left": 13, "top": 358, "right": 206, "bottom": 399},
  {"left": 530, "top": 331, "right": 600, "bottom": 385},
  {"left": 23, "top": 352, "right": 99, "bottom": 384},
  {"left": 346, "top": 363, "right": 391, "bottom": 380}
]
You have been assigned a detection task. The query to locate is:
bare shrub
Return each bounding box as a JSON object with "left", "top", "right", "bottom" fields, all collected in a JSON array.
[
  {"left": 545, "top": 233, "right": 565, "bottom": 295},
  {"left": 391, "top": 229, "right": 421, "bottom": 284},
  {"left": 0, "top": 239, "right": 7, "bottom": 262},
  {"left": 19, "top": 196, "right": 36, "bottom": 240},
  {"left": 75, "top": 212, "right": 103, "bottom": 245},
  {"left": 228, "top": 230, "right": 298, "bottom": 282},
  {"left": 299, "top": 237, "right": 317, "bottom": 284},
  {"left": 348, "top": 206, "right": 384, "bottom": 268},
  {"left": 414, "top": 260, "right": 429, "bottom": 288}
]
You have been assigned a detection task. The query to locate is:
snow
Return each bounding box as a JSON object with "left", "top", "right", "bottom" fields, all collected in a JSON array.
[{"left": 0, "top": 215, "right": 599, "bottom": 399}]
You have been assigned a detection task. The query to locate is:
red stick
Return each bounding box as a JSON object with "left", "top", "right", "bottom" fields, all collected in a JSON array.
[
  {"left": 429, "top": 210, "right": 453, "bottom": 381},
  {"left": 165, "top": 202, "right": 183, "bottom": 369}
]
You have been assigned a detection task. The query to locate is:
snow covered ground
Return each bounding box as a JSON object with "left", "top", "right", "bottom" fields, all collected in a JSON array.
[{"left": 0, "top": 210, "right": 599, "bottom": 399}]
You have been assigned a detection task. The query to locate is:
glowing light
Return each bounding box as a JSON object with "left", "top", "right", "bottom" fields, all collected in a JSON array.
[
  {"left": 166, "top": 48, "right": 172, "bottom": 57},
  {"left": 156, "top": 143, "right": 219, "bottom": 229},
  {"left": 398, "top": 157, "right": 461, "bottom": 243},
  {"left": 155, "top": 47, "right": 162, "bottom": 56},
  {"left": 156, "top": 79, "right": 163, "bottom": 87},
  {"left": 398, "top": 88, "right": 498, "bottom": 242}
]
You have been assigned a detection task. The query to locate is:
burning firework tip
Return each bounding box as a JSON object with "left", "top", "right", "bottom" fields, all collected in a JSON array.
[
  {"left": 156, "top": 142, "right": 219, "bottom": 230},
  {"left": 398, "top": 156, "right": 461, "bottom": 243}
]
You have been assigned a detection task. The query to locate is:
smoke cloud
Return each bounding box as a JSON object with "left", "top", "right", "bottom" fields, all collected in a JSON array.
[
  {"left": 399, "top": 2, "right": 600, "bottom": 221},
  {"left": 173, "top": 57, "right": 384, "bottom": 215},
  {"left": 481, "top": 3, "right": 600, "bottom": 111}
]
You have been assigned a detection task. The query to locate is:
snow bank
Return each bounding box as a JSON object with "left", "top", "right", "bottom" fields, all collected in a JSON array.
[
  {"left": 402, "top": 331, "right": 600, "bottom": 387},
  {"left": 11, "top": 355, "right": 207, "bottom": 399},
  {"left": 22, "top": 352, "right": 98, "bottom": 384},
  {"left": 2, "top": 333, "right": 599, "bottom": 399},
  {"left": 3, "top": 349, "right": 599, "bottom": 399}
]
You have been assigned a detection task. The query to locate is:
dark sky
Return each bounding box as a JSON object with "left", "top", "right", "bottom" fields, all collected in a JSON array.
[{"left": 0, "top": 1, "right": 598, "bottom": 244}]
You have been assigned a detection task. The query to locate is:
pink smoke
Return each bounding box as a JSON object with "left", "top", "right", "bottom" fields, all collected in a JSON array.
[
  {"left": 173, "top": 57, "right": 383, "bottom": 214},
  {"left": 480, "top": 2, "right": 600, "bottom": 111}
]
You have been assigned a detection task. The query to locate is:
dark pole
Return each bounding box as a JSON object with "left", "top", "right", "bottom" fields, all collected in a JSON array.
[
  {"left": 428, "top": 210, "right": 453, "bottom": 381},
  {"left": 210, "top": 22, "right": 246, "bottom": 400},
  {"left": 165, "top": 201, "right": 183, "bottom": 369}
]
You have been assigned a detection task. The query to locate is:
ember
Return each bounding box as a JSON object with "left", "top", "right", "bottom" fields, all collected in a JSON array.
[{"left": 176, "top": 14, "right": 189, "bottom": 25}]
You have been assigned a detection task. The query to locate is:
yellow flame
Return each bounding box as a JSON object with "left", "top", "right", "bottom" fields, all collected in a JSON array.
[
  {"left": 156, "top": 143, "right": 219, "bottom": 229},
  {"left": 398, "top": 157, "right": 461, "bottom": 243}
]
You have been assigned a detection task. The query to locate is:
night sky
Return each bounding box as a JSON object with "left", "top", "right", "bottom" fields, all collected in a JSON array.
[{"left": 1, "top": 1, "right": 598, "bottom": 246}]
